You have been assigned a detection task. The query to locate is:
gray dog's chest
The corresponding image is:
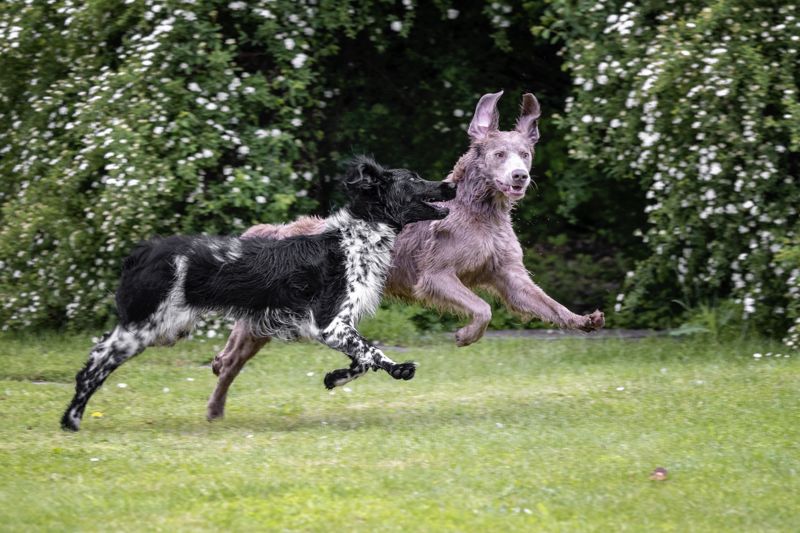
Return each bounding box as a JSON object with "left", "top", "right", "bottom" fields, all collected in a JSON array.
[{"left": 435, "top": 217, "right": 515, "bottom": 281}]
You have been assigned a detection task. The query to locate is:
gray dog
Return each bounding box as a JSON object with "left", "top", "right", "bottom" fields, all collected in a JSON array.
[{"left": 206, "top": 90, "right": 605, "bottom": 420}]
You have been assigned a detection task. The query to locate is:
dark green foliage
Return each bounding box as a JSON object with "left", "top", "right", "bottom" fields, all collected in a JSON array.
[
  {"left": 1, "top": 1, "right": 643, "bottom": 334},
  {"left": 545, "top": 0, "right": 800, "bottom": 347}
]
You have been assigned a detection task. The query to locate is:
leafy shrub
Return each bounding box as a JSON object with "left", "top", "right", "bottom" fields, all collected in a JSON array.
[
  {"left": 0, "top": 1, "right": 641, "bottom": 336},
  {"left": 547, "top": 0, "right": 800, "bottom": 348},
  {"left": 669, "top": 300, "right": 746, "bottom": 341},
  {"left": 0, "top": 0, "right": 411, "bottom": 330}
]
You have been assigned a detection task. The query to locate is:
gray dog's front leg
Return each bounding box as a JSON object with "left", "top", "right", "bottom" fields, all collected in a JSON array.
[
  {"left": 494, "top": 265, "right": 604, "bottom": 331},
  {"left": 414, "top": 270, "right": 492, "bottom": 347}
]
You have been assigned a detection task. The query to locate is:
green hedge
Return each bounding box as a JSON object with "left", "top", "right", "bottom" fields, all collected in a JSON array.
[
  {"left": 2, "top": 1, "right": 640, "bottom": 335},
  {"left": 546, "top": 0, "right": 800, "bottom": 347}
]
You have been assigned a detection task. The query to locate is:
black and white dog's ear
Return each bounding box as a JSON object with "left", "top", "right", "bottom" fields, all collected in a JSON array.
[
  {"left": 516, "top": 93, "right": 541, "bottom": 145},
  {"left": 344, "top": 155, "right": 385, "bottom": 190},
  {"left": 468, "top": 90, "right": 503, "bottom": 140}
]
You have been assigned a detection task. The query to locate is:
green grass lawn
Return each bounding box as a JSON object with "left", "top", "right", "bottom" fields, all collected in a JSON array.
[{"left": 0, "top": 332, "right": 797, "bottom": 531}]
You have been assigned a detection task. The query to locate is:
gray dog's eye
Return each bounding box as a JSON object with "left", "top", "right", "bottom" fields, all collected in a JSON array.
[
  {"left": 521, "top": 152, "right": 529, "bottom": 159},
  {"left": 495, "top": 151, "right": 506, "bottom": 158}
]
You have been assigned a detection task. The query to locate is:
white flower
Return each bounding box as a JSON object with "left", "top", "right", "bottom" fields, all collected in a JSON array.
[
  {"left": 188, "top": 82, "right": 201, "bottom": 92},
  {"left": 638, "top": 131, "right": 661, "bottom": 147},
  {"left": 291, "top": 53, "right": 308, "bottom": 69},
  {"left": 581, "top": 114, "right": 593, "bottom": 124},
  {"left": 255, "top": 195, "right": 266, "bottom": 204},
  {"left": 447, "top": 9, "right": 460, "bottom": 19},
  {"left": 237, "top": 145, "right": 250, "bottom": 156},
  {"left": 283, "top": 38, "right": 295, "bottom": 50},
  {"left": 453, "top": 109, "right": 464, "bottom": 117},
  {"left": 229, "top": 1, "right": 246, "bottom": 10},
  {"left": 390, "top": 21, "right": 403, "bottom": 32}
]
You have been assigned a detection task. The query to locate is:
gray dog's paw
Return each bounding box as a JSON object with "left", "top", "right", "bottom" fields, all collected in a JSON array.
[
  {"left": 455, "top": 326, "right": 483, "bottom": 347},
  {"left": 580, "top": 310, "right": 605, "bottom": 332}
]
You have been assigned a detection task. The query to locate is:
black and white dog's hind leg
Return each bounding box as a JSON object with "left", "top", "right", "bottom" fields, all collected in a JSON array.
[
  {"left": 61, "top": 259, "right": 196, "bottom": 431},
  {"left": 60, "top": 326, "right": 148, "bottom": 431},
  {"left": 319, "top": 320, "right": 417, "bottom": 389}
]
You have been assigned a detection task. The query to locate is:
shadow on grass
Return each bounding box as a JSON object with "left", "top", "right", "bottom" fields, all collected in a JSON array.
[{"left": 75, "top": 387, "right": 620, "bottom": 437}]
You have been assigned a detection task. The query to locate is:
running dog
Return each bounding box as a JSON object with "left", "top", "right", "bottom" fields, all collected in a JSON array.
[
  {"left": 205, "top": 91, "right": 605, "bottom": 421},
  {"left": 61, "top": 157, "right": 456, "bottom": 431}
]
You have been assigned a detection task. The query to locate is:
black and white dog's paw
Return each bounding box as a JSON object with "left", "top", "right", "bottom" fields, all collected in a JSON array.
[
  {"left": 324, "top": 368, "right": 351, "bottom": 390},
  {"left": 60, "top": 409, "right": 81, "bottom": 432},
  {"left": 388, "top": 361, "right": 417, "bottom": 381}
]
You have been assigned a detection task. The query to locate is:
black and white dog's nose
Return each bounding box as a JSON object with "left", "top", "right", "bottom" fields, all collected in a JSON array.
[{"left": 511, "top": 169, "right": 529, "bottom": 183}]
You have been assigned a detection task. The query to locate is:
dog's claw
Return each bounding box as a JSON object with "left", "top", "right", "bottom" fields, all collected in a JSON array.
[{"left": 389, "top": 361, "right": 417, "bottom": 381}]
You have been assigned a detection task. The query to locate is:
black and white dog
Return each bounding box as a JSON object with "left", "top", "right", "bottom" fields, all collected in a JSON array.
[{"left": 61, "top": 157, "right": 456, "bottom": 431}]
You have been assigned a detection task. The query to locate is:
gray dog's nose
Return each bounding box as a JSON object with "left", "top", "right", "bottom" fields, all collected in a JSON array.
[{"left": 511, "top": 169, "right": 529, "bottom": 183}]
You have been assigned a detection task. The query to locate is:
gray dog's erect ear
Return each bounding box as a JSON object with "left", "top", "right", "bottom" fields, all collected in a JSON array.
[
  {"left": 344, "top": 155, "right": 385, "bottom": 189},
  {"left": 468, "top": 90, "right": 503, "bottom": 140},
  {"left": 516, "top": 93, "right": 541, "bottom": 145}
]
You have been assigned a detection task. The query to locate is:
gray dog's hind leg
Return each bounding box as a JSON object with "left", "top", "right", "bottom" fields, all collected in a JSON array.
[
  {"left": 319, "top": 321, "right": 416, "bottom": 389},
  {"left": 60, "top": 327, "right": 147, "bottom": 431},
  {"left": 414, "top": 271, "right": 492, "bottom": 347},
  {"left": 207, "top": 323, "right": 270, "bottom": 420}
]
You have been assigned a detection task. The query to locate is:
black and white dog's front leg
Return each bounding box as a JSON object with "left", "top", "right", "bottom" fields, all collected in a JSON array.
[{"left": 319, "top": 320, "right": 417, "bottom": 389}]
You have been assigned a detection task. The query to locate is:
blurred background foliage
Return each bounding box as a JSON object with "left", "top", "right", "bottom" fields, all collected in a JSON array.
[{"left": 0, "top": 0, "right": 796, "bottom": 349}]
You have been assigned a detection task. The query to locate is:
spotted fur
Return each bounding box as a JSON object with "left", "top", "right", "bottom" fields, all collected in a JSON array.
[{"left": 61, "top": 157, "right": 456, "bottom": 431}]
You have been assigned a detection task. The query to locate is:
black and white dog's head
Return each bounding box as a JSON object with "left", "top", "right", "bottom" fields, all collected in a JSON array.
[{"left": 342, "top": 156, "right": 457, "bottom": 228}]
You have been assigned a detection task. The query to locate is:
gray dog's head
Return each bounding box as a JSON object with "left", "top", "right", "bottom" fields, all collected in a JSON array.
[{"left": 461, "top": 90, "right": 541, "bottom": 202}]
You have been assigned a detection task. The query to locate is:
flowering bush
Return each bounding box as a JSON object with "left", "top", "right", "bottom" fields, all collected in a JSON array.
[
  {"left": 5, "top": 0, "right": 629, "bottom": 335},
  {"left": 547, "top": 0, "right": 800, "bottom": 347},
  {"left": 0, "top": 0, "right": 419, "bottom": 330}
]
